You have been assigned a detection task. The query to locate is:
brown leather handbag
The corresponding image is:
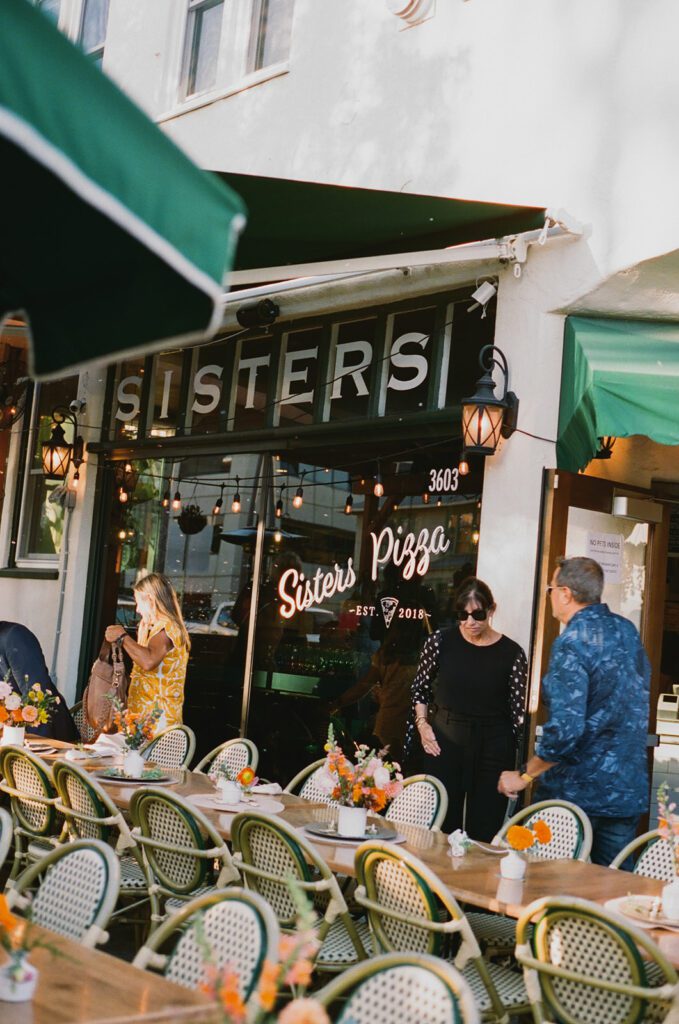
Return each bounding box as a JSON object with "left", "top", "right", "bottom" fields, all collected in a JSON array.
[{"left": 83, "top": 639, "right": 129, "bottom": 732}]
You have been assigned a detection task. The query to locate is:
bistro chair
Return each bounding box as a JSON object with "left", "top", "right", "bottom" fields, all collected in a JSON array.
[
  {"left": 133, "top": 887, "right": 279, "bottom": 997},
  {"left": 467, "top": 798, "right": 593, "bottom": 956},
  {"left": 0, "top": 806, "right": 13, "bottom": 874},
  {"left": 609, "top": 829, "right": 676, "bottom": 880},
  {"left": 284, "top": 758, "right": 337, "bottom": 804},
  {"left": 231, "top": 810, "right": 370, "bottom": 974},
  {"left": 515, "top": 895, "right": 678, "bottom": 1023},
  {"left": 129, "top": 786, "right": 240, "bottom": 930},
  {"left": 353, "top": 841, "right": 528, "bottom": 1022},
  {"left": 0, "top": 744, "right": 63, "bottom": 882},
  {"left": 317, "top": 951, "right": 481, "bottom": 1024},
  {"left": 7, "top": 838, "right": 120, "bottom": 948},
  {"left": 69, "top": 700, "right": 98, "bottom": 743},
  {"left": 193, "top": 737, "right": 259, "bottom": 777},
  {"left": 384, "top": 774, "right": 448, "bottom": 831},
  {"left": 52, "top": 758, "right": 148, "bottom": 914},
  {"left": 142, "top": 724, "right": 196, "bottom": 770}
]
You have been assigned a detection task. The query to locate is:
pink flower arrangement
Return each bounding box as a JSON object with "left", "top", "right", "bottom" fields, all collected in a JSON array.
[
  {"left": 0, "top": 677, "right": 59, "bottom": 728},
  {"left": 317, "top": 724, "right": 403, "bottom": 811}
]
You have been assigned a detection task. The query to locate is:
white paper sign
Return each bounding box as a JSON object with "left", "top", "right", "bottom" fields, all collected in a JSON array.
[{"left": 586, "top": 531, "right": 623, "bottom": 583}]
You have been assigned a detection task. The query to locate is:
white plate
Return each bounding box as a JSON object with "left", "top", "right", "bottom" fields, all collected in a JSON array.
[
  {"left": 605, "top": 895, "right": 679, "bottom": 931},
  {"left": 189, "top": 793, "right": 285, "bottom": 814},
  {"left": 303, "top": 822, "right": 406, "bottom": 845},
  {"left": 97, "top": 770, "right": 172, "bottom": 784}
]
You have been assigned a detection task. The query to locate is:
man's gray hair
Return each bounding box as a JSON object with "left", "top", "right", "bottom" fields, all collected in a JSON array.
[{"left": 555, "top": 556, "right": 604, "bottom": 605}]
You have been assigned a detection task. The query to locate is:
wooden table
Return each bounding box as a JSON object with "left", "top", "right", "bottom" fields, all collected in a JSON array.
[
  {"left": 1, "top": 924, "right": 216, "bottom": 1024},
  {"left": 25, "top": 738, "right": 679, "bottom": 966}
]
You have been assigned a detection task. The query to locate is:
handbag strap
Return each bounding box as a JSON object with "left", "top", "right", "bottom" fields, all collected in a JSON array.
[{"left": 98, "top": 640, "right": 112, "bottom": 662}]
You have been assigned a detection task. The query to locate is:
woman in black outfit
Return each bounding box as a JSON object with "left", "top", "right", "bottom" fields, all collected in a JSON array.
[{"left": 409, "top": 578, "right": 527, "bottom": 841}]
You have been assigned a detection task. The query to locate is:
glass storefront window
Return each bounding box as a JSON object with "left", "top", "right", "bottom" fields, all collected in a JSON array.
[
  {"left": 105, "top": 446, "right": 483, "bottom": 780},
  {"left": 111, "top": 359, "right": 146, "bottom": 441},
  {"left": 150, "top": 351, "right": 185, "bottom": 438}
]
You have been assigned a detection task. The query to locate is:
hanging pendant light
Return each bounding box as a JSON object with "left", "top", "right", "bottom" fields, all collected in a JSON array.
[
  {"left": 373, "top": 462, "right": 384, "bottom": 498},
  {"left": 212, "top": 484, "right": 225, "bottom": 516},
  {"left": 458, "top": 453, "right": 470, "bottom": 476},
  {"left": 172, "top": 489, "right": 182, "bottom": 512},
  {"left": 275, "top": 486, "right": 284, "bottom": 518},
  {"left": 344, "top": 493, "right": 353, "bottom": 515},
  {"left": 231, "top": 476, "right": 241, "bottom": 513},
  {"left": 292, "top": 472, "right": 305, "bottom": 509}
]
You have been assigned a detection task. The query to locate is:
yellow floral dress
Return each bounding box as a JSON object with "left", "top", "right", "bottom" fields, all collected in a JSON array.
[{"left": 128, "top": 617, "right": 188, "bottom": 726}]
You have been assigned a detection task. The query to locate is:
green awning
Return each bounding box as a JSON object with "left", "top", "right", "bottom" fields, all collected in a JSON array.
[
  {"left": 1, "top": 0, "right": 246, "bottom": 380},
  {"left": 557, "top": 316, "right": 679, "bottom": 471},
  {"left": 219, "top": 172, "right": 546, "bottom": 271}
]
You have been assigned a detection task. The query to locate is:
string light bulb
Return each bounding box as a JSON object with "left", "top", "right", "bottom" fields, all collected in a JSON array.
[
  {"left": 212, "top": 484, "right": 224, "bottom": 516},
  {"left": 274, "top": 527, "right": 282, "bottom": 544},
  {"left": 344, "top": 493, "right": 353, "bottom": 515},
  {"left": 292, "top": 472, "right": 305, "bottom": 509},
  {"left": 422, "top": 491, "right": 430, "bottom": 505},
  {"left": 161, "top": 486, "right": 170, "bottom": 509},
  {"left": 231, "top": 476, "right": 241, "bottom": 513},
  {"left": 275, "top": 486, "right": 284, "bottom": 518},
  {"left": 373, "top": 463, "right": 384, "bottom": 498},
  {"left": 436, "top": 495, "right": 442, "bottom": 507},
  {"left": 72, "top": 468, "right": 80, "bottom": 488},
  {"left": 119, "top": 487, "right": 128, "bottom": 504},
  {"left": 458, "top": 454, "right": 470, "bottom": 476},
  {"left": 117, "top": 529, "right": 126, "bottom": 541},
  {"left": 172, "top": 489, "right": 182, "bottom": 512}
]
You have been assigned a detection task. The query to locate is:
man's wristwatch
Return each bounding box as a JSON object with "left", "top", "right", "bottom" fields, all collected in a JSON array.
[{"left": 519, "top": 763, "right": 536, "bottom": 783}]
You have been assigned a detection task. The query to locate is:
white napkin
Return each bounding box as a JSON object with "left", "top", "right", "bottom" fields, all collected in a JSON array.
[
  {"left": 88, "top": 733, "right": 126, "bottom": 753},
  {"left": 65, "top": 748, "right": 89, "bottom": 761},
  {"left": 251, "top": 783, "right": 283, "bottom": 795}
]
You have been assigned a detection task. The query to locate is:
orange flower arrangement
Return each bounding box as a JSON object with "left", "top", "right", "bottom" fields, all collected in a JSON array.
[
  {"left": 317, "top": 724, "right": 403, "bottom": 811},
  {"left": 506, "top": 819, "right": 552, "bottom": 852},
  {"left": 112, "top": 699, "right": 161, "bottom": 750},
  {"left": 0, "top": 677, "right": 59, "bottom": 729}
]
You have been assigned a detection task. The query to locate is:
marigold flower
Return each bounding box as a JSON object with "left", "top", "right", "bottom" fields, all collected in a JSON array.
[
  {"left": 11, "top": 708, "right": 24, "bottom": 723},
  {"left": 0, "top": 894, "right": 18, "bottom": 932},
  {"left": 0, "top": 706, "right": 8, "bottom": 723},
  {"left": 506, "top": 825, "right": 535, "bottom": 851},
  {"left": 278, "top": 998, "right": 331, "bottom": 1024},
  {"left": 532, "top": 820, "right": 552, "bottom": 844},
  {"left": 237, "top": 766, "right": 256, "bottom": 787}
]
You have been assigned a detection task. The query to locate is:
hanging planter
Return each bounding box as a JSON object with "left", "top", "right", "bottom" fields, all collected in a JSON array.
[{"left": 177, "top": 504, "right": 207, "bottom": 535}]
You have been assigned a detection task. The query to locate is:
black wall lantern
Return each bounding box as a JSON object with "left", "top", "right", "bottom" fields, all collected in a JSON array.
[
  {"left": 41, "top": 405, "right": 85, "bottom": 481},
  {"left": 461, "top": 345, "right": 519, "bottom": 457}
]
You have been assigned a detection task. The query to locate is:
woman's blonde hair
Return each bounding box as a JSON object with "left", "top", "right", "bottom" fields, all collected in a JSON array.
[{"left": 133, "top": 572, "right": 191, "bottom": 650}]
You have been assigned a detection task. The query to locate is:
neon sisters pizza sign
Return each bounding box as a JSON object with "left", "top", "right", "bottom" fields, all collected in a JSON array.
[{"left": 277, "top": 525, "right": 450, "bottom": 618}]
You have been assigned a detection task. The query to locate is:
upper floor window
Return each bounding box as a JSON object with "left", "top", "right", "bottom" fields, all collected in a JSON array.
[
  {"left": 182, "top": 0, "right": 225, "bottom": 98},
  {"left": 35, "top": 0, "right": 61, "bottom": 23},
  {"left": 248, "top": 0, "right": 294, "bottom": 72},
  {"left": 78, "top": 0, "right": 111, "bottom": 68}
]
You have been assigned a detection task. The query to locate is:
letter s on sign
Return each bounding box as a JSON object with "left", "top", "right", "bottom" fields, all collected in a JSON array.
[{"left": 388, "top": 332, "right": 429, "bottom": 392}]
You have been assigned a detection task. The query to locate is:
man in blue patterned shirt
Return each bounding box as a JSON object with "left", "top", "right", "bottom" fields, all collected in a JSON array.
[{"left": 498, "top": 556, "right": 650, "bottom": 866}]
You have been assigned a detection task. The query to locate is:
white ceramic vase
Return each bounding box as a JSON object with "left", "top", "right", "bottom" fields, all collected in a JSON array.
[
  {"left": 500, "top": 849, "right": 527, "bottom": 880},
  {"left": 216, "top": 779, "right": 242, "bottom": 805},
  {"left": 0, "top": 724, "right": 26, "bottom": 747},
  {"left": 337, "top": 804, "right": 367, "bottom": 837},
  {"left": 0, "top": 953, "right": 39, "bottom": 1002},
  {"left": 662, "top": 877, "right": 679, "bottom": 921},
  {"left": 122, "top": 747, "right": 145, "bottom": 777}
]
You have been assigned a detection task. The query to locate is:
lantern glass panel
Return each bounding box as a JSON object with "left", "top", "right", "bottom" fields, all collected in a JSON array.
[{"left": 462, "top": 401, "right": 505, "bottom": 453}]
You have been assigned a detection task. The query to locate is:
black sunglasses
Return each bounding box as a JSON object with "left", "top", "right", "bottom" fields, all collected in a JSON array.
[{"left": 457, "top": 608, "right": 488, "bottom": 622}]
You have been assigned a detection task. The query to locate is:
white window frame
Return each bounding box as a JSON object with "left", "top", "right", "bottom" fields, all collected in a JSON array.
[{"left": 77, "top": 0, "right": 111, "bottom": 65}]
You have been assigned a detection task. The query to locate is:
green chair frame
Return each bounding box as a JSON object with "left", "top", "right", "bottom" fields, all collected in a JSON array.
[
  {"left": 515, "top": 895, "right": 678, "bottom": 1024},
  {"left": 317, "top": 951, "right": 481, "bottom": 1024},
  {"left": 353, "top": 841, "right": 528, "bottom": 1022},
  {"left": 384, "top": 774, "right": 448, "bottom": 831},
  {"left": 284, "top": 758, "right": 337, "bottom": 804},
  {"left": 52, "top": 758, "right": 148, "bottom": 916},
  {"left": 0, "top": 744, "right": 63, "bottom": 882},
  {"left": 0, "top": 805, "right": 12, "bottom": 875},
  {"left": 129, "top": 786, "right": 240, "bottom": 930},
  {"left": 610, "top": 829, "right": 675, "bottom": 880},
  {"left": 133, "top": 887, "right": 279, "bottom": 998},
  {"left": 193, "top": 737, "right": 259, "bottom": 776},
  {"left": 7, "top": 837, "right": 120, "bottom": 948},
  {"left": 142, "top": 724, "right": 196, "bottom": 769},
  {"left": 231, "top": 810, "right": 368, "bottom": 974}
]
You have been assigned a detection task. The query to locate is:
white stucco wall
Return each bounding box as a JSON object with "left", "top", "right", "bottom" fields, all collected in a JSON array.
[{"left": 95, "top": 0, "right": 679, "bottom": 300}]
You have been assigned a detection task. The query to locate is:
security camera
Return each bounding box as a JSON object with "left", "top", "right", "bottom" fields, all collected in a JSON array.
[
  {"left": 467, "top": 281, "right": 497, "bottom": 316},
  {"left": 69, "top": 399, "right": 86, "bottom": 414},
  {"left": 236, "top": 299, "right": 280, "bottom": 329}
]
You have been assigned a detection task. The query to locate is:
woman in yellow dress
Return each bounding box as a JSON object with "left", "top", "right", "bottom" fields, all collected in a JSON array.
[{"left": 105, "top": 573, "right": 190, "bottom": 727}]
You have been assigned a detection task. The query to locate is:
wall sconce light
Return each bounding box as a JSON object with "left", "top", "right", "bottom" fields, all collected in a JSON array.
[
  {"left": 41, "top": 405, "right": 85, "bottom": 481},
  {"left": 461, "top": 345, "right": 519, "bottom": 457},
  {"left": 231, "top": 476, "right": 241, "bottom": 513},
  {"left": 594, "top": 436, "right": 616, "bottom": 460}
]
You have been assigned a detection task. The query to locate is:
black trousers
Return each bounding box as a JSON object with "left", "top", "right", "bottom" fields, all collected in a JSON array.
[{"left": 422, "top": 711, "right": 515, "bottom": 843}]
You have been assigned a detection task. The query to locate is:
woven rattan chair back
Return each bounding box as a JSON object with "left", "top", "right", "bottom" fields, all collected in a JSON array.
[
  {"left": 133, "top": 888, "right": 279, "bottom": 997},
  {"left": 284, "top": 758, "right": 337, "bottom": 804},
  {"left": 318, "top": 952, "right": 480, "bottom": 1024},
  {"left": 609, "top": 830, "right": 676, "bottom": 880},
  {"left": 0, "top": 806, "right": 12, "bottom": 874},
  {"left": 515, "top": 896, "right": 678, "bottom": 1024},
  {"left": 8, "top": 838, "right": 120, "bottom": 947},
  {"left": 69, "top": 700, "right": 98, "bottom": 743},
  {"left": 494, "top": 799, "right": 593, "bottom": 861},
  {"left": 385, "top": 774, "right": 448, "bottom": 830},
  {"left": 193, "top": 737, "right": 259, "bottom": 776},
  {"left": 52, "top": 758, "right": 132, "bottom": 845},
  {"left": 129, "top": 786, "right": 238, "bottom": 926},
  {"left": 0, "top": 744, "right": 61, "bottom": 880},
  {"left": 142, "top": 725, "right": 196, "bottom": 769}
]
